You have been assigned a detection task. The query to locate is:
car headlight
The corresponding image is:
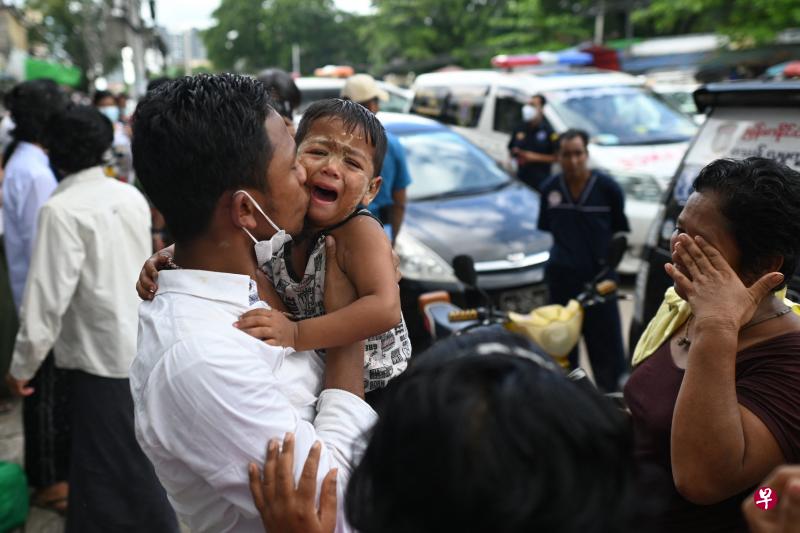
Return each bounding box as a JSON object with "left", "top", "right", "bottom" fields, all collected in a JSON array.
[{"left": 395, "top": 232, "right": 458, "bottom": 283}]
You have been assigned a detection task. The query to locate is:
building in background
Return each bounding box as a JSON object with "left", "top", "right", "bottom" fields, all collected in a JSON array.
[{"left": 159, "top": 27, "right": 209, "bottom": 75}]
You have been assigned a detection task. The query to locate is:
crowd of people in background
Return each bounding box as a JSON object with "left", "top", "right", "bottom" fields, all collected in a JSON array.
[{"left": 0, "top": 69, "right": 798, "bottom": 533}]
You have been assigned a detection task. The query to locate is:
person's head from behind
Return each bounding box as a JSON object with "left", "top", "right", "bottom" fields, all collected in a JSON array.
[
  {"left": 257, "top": 68, "right": 301, "bottom": 135},
  {"left": 294, "top": 98, "right": 387, "bottom": 230},
  {"left": 93, "top": 90, "right": 120, "bottom": 123},
  {"left": 4, "top": 79, "right": 67, "bottom": 145},
  {"left": 671, "top": 157, "right": 800, "bottom": 300},
  {"left": 131, "top": 73, "right": 308, "bottom": 250},
  {"left": 44, "top": 105, "right": 112, "bottom": 179},
  {"left": 346, "top": 330, "right": 635, "bottom": 533},
  {"left": 557, "top": 128, "right": 590, "bottom": 180},
  {"left": 340, "top": 74, "right": 388, "bottom": 115}
]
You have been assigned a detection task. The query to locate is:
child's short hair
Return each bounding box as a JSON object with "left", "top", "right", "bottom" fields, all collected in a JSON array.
[{"left": 296, "top": 98, "right": 387, "bottom": 177}]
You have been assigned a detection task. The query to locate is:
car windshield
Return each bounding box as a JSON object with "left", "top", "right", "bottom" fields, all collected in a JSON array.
[
  {"left": 546, "top": 86, "right": 697, "bottom": 146},
  {"left": 397, "top": 129, "right": 511, "bottom": 200}
]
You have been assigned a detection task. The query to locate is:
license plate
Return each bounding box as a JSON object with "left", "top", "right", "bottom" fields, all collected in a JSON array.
[{"left": 497, "top": 285, "right": 549, "bottom": 313}]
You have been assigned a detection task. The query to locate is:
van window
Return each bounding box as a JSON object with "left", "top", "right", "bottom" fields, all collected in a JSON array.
[
  {"left": 493, "top": 88, "right": 527, "bottom": 134},
  {"left": 673, "top": 107, "right": 800, "bottom": 205},
  {"left": 412, "top": 85, "right": 487, "bottom": 127},
  {"left": 545, "top": 86, "right": 696, "bottom": 146}
]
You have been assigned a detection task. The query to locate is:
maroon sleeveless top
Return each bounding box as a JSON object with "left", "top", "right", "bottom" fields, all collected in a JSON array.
[{"left": 623, "top": 331, "right": 800, "bottom": 532}]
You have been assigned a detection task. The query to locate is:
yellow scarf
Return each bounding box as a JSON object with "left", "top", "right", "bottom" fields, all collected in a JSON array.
[{"left": 631, "top": 287, "right": 800, "bottom": 367}]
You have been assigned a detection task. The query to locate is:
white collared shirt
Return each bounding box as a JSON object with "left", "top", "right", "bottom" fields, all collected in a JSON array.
[
  {"left": 131, "top": 269, "right": 377, "bottom": 533},
  {"left": 10, "top": 166, "right": 151, "bottom": 380},
  {"left": 2, "top": 141, "right": 58, "bottom": 310}
]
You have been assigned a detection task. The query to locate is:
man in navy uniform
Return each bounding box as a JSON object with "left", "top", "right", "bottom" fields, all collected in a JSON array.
[
  {"left": 508, "top": 94, "right": 557, "bottom": 192},
  {"left": 537, "top": 129, "right": 629, "bottom": 392}
]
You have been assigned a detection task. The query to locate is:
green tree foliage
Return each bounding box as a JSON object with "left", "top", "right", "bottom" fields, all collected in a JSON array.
[
  {"left": 203, "top": 0, "right": 370, "bottom": 73},
  {"left": 25, "top": 0, "right": 122, "bottom": 88},
  {"left": 631, "top": 0, "right": 800, "bottom": 45}
]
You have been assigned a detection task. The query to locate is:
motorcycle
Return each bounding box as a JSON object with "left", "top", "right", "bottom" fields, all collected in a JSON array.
[{"left": 418, "top": 235, "right": 628, "bottom": 392}]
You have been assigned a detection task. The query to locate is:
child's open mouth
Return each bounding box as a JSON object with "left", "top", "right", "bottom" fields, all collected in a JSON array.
[{"left": 312, "top": 184, "right": 338, "bottom": 204}]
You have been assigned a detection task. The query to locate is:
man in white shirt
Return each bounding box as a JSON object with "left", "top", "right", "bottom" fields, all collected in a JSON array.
[
  {"left": 1, "top": 79, "right": 71, "bottom": 511},
  {"left": 6, "top": 106, "right": 177, "bottom": 532},
  {"left": 130, "top": 74, "right": 377, "bottom": 533}
]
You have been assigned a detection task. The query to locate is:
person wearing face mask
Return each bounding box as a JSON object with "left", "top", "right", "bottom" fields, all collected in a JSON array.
[
  {"left": 93, "top": 90, "right": 133, "bottom": 183},
  {"left": 5, "top": 105, "right": 177, "bottom": 531},
  {"left": 129, "top": 75, "right": 377, "bottom": 533},
  {"left": 508, "top": 94, "right": 558, "bottom": 192}
]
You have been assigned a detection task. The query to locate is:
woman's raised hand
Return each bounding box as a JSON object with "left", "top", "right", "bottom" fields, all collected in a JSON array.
[{"left": 665, "top": 233, "right": 783, "bottom": 331}]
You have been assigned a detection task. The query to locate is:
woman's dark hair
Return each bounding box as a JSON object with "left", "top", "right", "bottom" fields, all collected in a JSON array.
[
  {"left": 44, "top": 105, "right": 113, "bottom": 178},
  {"left": 295, "top": 98, "right": 387, "bottom": 177},
  {"left": 92, "top": 89, "right": 115, "bottom": 106},
  {"left": 693, "top": 157, "right": 800, "bottom": 287},
  {"left": 4, "top": 79, "right": 67, "bottom": 145},
  {"left": 346, "top": 329, "right": 635, "bottom": 533},
  {"left": 557, "top": 128, "right": 589, "bottom": 151},
  {"left": 256, "top": 68, "right": 301, "bottom": 119},
  {"left": 131, "top": 73, "right": 276, "bottom": 243}
]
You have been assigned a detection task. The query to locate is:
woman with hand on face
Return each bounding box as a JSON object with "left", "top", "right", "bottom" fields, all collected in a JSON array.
[{"left": 624, "top": 157, "right": 800, "bottom": 532}]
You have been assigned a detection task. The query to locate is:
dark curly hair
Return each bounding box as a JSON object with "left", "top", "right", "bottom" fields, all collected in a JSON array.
[
  {"left": 44, "top": 105, "right": 113, "bottom": 178},
  {"left": 346, "top": 329, "right": 635, "bottom": 533},
  {"left": 693, "top": 157, "right": 800, "bottom": 287},
  {"left": 4, "top": 79, "right": 68, "bottom": 144},
  {"left": 131, "top": 73, "right": 276, "bottom": 243}
]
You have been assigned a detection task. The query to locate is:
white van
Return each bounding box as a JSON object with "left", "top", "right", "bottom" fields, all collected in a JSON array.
[
  {"left": 411, "top": 69, "right": 698, "bottom": 272},
  {"left": 294, "top": 77, "right": 413, "bottom": 114}
]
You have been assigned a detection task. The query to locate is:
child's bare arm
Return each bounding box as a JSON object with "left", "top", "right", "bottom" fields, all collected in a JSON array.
[{"left": 294, "top": 216, "right": 400, "bottom": 351}]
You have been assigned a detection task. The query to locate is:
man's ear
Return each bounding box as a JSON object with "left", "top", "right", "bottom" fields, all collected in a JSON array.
[
  {"left": 362, "top": 176, "right": 383, "bottom": 206},
  {"left": 230, "top": 190, "right": 259, "bottom": 231}
]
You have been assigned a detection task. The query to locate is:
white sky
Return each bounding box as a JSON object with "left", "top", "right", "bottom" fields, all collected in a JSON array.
[{"left": 154, "top": 0, "right": 374, "bottom": 32}]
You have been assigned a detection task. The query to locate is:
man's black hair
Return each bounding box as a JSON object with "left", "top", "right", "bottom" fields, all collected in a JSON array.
[
  {"left": 693, "top": 157, "right": 800, "bottom": 288},
  {"left": 257, "top": 68, "right": 301, "bottom": 118},
  {"left": 558, "top": 128, "right": 589, "bottom": 151},
  {"left": 532, "top": 93, "right": 547, "bottom": 107},
  {"left": 4, "top": 79, "right": 67, "bottom": 144},
  {"left": 146, "top": 77, "right": 170, "bottom": 93},
  {"left": 132, "top": 73, "right": 276, "bottom": 243},
  {"left": 346, "top": 329, "right": 636, "bottom": 533},
  {"left": 295, "top": 98, "right": 387, "bottom": 177},
  {"left": 93, "top": 89, "right": 114, "bottom": 106},
  {"left": 44, "top": 105, "right": 113, "bottom": 178}
]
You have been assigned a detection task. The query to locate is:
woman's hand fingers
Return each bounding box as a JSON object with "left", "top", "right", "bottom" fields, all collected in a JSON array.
[
  {"left": 678, "top": 234, "right": 716, "bottom": 276},
  {"left": 248, "top": 463, "right": 265, "bottom": 513},
  {"left": 318, "top": 468, "right": 338, "bottom": 533},
  {"left": 749, "top": 272, "right": 786, "bottom": 307},
  {"left": 263, "top": 439, "right": 279, "bottom": 505},
  {"left": 297, "top": 442, "right": 322, "bottom": 504},
  {"left": 276, "top": 433, "right": 295, "bottom": 501},
  {"left": 665, "top": 263, "right": 693, "bottom": 298}
]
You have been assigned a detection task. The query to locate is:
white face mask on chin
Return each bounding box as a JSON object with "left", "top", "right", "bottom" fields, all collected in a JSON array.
[{"left": 235, "top": 189, "right": 291, "bottom": 267}]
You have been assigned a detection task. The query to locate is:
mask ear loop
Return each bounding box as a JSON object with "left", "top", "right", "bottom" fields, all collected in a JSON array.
[{"left": 233, "top": 189, "right": 282, "bottom": 241}]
